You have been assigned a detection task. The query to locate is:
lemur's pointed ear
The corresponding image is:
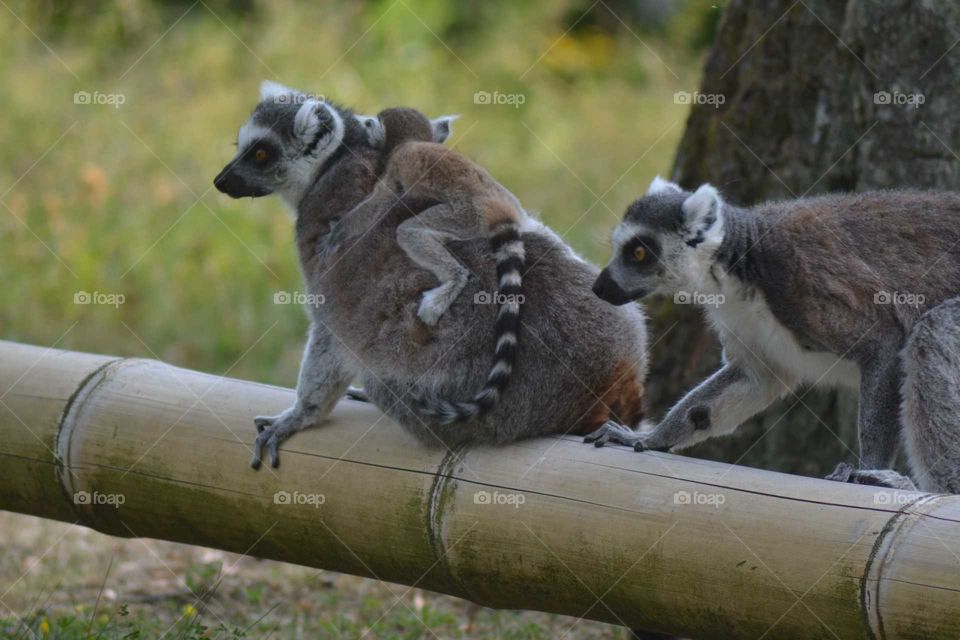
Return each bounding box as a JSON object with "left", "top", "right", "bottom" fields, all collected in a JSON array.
[
  {"left": 647, "top": 175, "right": 682, "bottom": 196},
  {"left": 681, "top": 184, "right": 723, "bottom": 246},
  {"left": 355, "top": 114, "right": 385, "bottom": 147},
  {"left": 430, "top": 115, "right": 458, "bottom": 143},
  {"left": 260, "top": 80, "right": 297, "bottom": 101}
]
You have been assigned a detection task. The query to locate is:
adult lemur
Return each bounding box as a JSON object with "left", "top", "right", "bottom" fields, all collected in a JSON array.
[
  {"left": 587, "top": 176, "right": 960, "bottom": 493},
  {"left": 214, "top": 82, "right": 649, "bottom": 468}
]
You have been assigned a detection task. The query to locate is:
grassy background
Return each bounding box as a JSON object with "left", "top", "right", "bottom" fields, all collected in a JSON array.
[{"left": 0, "top": 0, "right": 717, "bottom": 636}]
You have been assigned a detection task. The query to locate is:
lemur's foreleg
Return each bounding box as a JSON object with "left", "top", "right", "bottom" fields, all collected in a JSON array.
[
  {"left": 396, "top": 204, "right": 473, "bottom": 326},
  {"left": 586, "top": 363, "right": 789, "bottom": 451},
  {"left": 252, "top": 323, "right": 352, "bottom": 469}
]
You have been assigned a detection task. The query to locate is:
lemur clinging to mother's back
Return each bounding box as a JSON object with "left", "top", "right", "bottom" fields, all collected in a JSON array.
[
  {"left": 588, "top": 177, "right": 960, "bottom": 493},
  {"left": 355, "top": 108, "right": 529, "bottom": 328},
  {"left": 214, "top": 82, "right": 649, "bottom": 468},
  {"left": 335, "top": 106, "right": 529, "bottom": 424}
]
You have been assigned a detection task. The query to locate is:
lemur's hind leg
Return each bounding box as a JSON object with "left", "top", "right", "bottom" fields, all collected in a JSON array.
[
  {"left": 825, "top": 341, "right": 916, "bottom": 490},
  {"left": 899, "top": 297, "right": 960, "bottom": 493},
  {"left": 396, "top": 204, "right": 474, "bottom": 326}
]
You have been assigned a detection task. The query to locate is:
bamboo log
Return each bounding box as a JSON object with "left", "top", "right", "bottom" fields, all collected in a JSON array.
[{"left": 0, "top": 339, "right": 958, "bottom": 638}]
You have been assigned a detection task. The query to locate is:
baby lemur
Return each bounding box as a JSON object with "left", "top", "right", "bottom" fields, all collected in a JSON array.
[
  {"left": 214, "top": 82, "right": 649, "bottom": 468},
  {"left": 357, "top": 109, "right": 528, "bottom": 328},
  {"left": 335, "top": 107, "right": 527, "bottom": 424},
  {"left": 587, "top": 176, "right": 960, "bottom": 493}
]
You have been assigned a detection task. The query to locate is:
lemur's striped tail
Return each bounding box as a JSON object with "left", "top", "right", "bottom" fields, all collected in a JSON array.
[{"left": 419, "top": 222, "right": 524, "bottom": 424}]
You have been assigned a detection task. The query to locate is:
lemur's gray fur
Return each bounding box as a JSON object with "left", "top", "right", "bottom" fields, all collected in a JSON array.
[
  {"left": 337, "top": 107, "right": 528, "bottom": 424},
  {"left": 356, "top": 109, "right": 529, "bottom": 329},
  {"left": 587, "top": 176, "right": 960, "bottom": 494},
  {"left": 214, "top": 82, "right": 649, "bottom": 468}
]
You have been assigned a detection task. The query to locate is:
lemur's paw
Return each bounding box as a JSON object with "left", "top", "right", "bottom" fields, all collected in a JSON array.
[
  {"left": 417, "top": 290, "right": 451, "bottom": 326},
  {"left": 584, "top": 421, "right": 644, "bottom": 449},
  {"left": 345, "top": 386, "right": 369, "bottom": 402},
  {"left": 824, "top": 463, "right": 917, "bottom": 491},
  {"left": 251, "top": 411, "right": 310, "bottom": 470},
  {"left": 824, "top": 462, "right": 855, "bottom": 483}
]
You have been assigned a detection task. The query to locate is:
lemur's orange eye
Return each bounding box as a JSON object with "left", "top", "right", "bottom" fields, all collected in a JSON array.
[
  {"left": 633, "top": 246, "right": 647, "bottom": 262},
  {"left": 254, "top": 148, "right": 268, "bottom": 163}
]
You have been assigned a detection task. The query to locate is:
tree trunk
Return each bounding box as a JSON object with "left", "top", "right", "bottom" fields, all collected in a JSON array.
[{"left": 646, "top": 0, "right": 960, "bottom": 476}]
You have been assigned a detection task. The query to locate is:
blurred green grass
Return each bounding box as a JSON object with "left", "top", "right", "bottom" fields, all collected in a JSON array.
[
  {"left": 0, "top": 1, "right": 716, "bottom": 636},
  {"left": 1, "top": 0, "right": 710, "bottom": 386}
]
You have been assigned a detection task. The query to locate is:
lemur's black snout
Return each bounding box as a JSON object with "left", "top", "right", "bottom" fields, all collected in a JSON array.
[
  {"left": 214, "top": 167, "right": 244, "bottom": 198},
  {"left": 214, "top": 166, "right": 270, "bottom": 199},
  {"left": 592, "top": 269, "right": 635, "bottom": 306}
]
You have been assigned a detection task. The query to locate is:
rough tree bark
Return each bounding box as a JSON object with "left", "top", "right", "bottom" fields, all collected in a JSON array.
[{"left": 645, "top": 0, "right": 960, "bottom": 477}]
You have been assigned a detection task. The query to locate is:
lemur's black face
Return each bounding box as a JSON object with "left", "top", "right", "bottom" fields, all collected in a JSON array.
[
  {"left": 594, "top": 178, "right": 726, "bottom": 307},
  {"left": 215, "top": 85, "right": 350, "bottom": 204},
  {"left": 214, "top": 137, "right": 283, "bottom": 198},
  {"left": 593, "top": 234, "right": 662, "bottom": 304}
]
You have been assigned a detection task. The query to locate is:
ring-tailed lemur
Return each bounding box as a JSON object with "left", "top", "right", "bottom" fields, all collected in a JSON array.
[
  {"left": 336, "top": 107, "right": 527, "bottom": 423},
  {"left": 586, "top": 176, "right": 960, "bottom": 493},
  {"left": 213, "top": 82, "right": 649, "bottom": 468}
]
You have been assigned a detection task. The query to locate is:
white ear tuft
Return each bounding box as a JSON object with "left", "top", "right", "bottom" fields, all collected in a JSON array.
[
  {"left": 430, "top": 115, "right": 459, "bottom": 143},
  {"left": 646, "top": 175, "right": 682, "bottom": 196},
  {"left": 681, "top": 183, "right": 723, "bottom": 244},
  {"left": 293, "top": 98, "right": 323, "bottom": 141},
  {"left": 260, "top": 80, "right": 296, "bottom": 102},
  {"left": 355, "top": 114, "right": 385, "bottom": 147}
]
